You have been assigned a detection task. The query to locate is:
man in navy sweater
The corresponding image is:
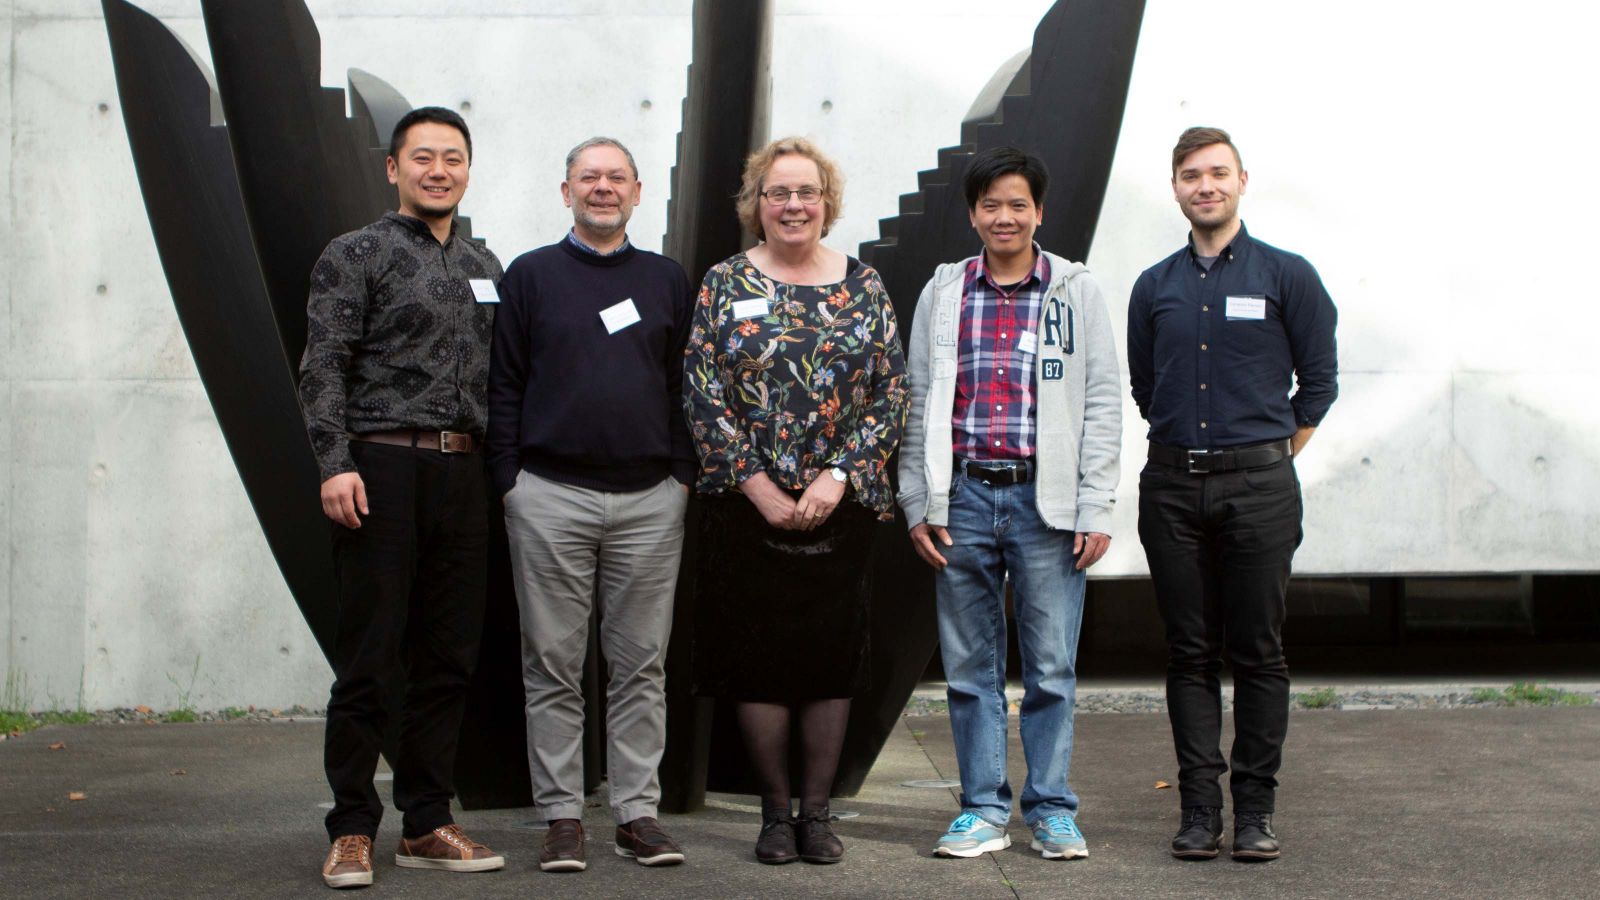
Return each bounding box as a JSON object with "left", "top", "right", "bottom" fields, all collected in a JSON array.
[{"left": 487, "top": 137, "right": 695, "bottom": 873}]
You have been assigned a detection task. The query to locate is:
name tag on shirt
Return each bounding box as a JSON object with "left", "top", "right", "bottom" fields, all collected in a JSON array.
[
  {"left": 731, "top": 298, "right": 769, "bottom": 319},
  {"left": 1225, "top": 295, "right": 1266, "bottom": 320},
  {"left": 599, "top": 298, "right": 641, "bottom": 334},
  {"left": 1018, "top": 330, "right": 1038, "bottom": 355},
  {"left": 469, "top": 279, "right": 499, "bottom": 304}
]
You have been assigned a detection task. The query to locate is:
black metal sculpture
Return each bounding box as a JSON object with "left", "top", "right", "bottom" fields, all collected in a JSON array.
[{"left": 104, "top": 0, "right": 1145, "bottom": 812}]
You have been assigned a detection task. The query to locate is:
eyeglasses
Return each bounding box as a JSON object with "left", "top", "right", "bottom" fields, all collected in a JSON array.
[{"left": 760, "top": 186, "right": 823, "bottom": 206}]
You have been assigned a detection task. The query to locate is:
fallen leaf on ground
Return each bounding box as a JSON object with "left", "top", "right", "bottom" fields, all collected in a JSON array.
[
  {"left": 1154, "top": 781, "right": 1171, "bottom": 789},
  {"left": 68, "top": 792, "right": 86, "bottom": 801},
  {"left": 171, "top": 769, "right": 187, "bottom": 776},
  {"left": 134, "top": 705, "right": 153, "bottom": 714},
  {"left": 48, "top": 741, "right": 65, "bottom": 750}
]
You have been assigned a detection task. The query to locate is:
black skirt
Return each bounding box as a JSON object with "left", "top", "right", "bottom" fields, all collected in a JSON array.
[{"left": 692, "top": 493, "right": 875, "bottom": 701}]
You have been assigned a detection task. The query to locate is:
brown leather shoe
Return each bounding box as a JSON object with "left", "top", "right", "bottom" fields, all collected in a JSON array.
[
  {"left": 795, "top": 807, "right": 844, "bottom": 864},
  {"left": 615, "top": 816, "right": 685, "bottom": 866},
  {"left": 540, "top": 818, "right": 587, "bottom": 872},
  {"left": 394, "top": 824, "right": 504, "bottom": 872},
  {"left": 322, "top": 834, "right": 373, "bottom": 889}
]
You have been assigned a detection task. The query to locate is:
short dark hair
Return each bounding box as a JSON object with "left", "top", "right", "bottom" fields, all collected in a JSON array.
[
  {"left": 1171, "top": 126, "right": 1241, "bottom": 176},
  {"left": 963, "top": 146, "right": 1048, "bottom": 210},
  {"left": 388, "top": 106, "right": 472, "bottom": 163}
]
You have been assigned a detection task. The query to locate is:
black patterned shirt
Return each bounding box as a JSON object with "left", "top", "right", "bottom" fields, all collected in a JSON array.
[{"left": 297, "top": 212, "right": 503, "bottom": 481}]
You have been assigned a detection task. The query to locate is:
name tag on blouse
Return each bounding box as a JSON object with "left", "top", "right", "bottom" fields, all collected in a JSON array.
[
  {"left": 731, "top": 298, "right": 769, "bottom": 319},
  {"left": 469, "top": 279, "right": 499, "bottom": 304},
  {"left": 1225, "top": 295, "right": 1266, "bottom": 320},
  {"left": 600, "top": 298, "right": 641, "bottom": 334}
]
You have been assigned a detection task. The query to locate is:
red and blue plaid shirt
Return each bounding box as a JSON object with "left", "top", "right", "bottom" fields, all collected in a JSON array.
[{"left": 953, "top": 247, "right": 1051, "bottom": 460}]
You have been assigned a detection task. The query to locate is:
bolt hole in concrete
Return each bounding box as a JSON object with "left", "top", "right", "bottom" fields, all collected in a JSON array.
[
  {"left": 1535, "top": 456, "right": 1547, "bottom": 465},
  {"left": 98, "top": 102, "right": 109, "bottom": 113},
  {"left": 821, "top": 99, "right": 833, "bottom": 113},
  {"left": 96, "top": 284, "right": 108, "bottom": 294},
  {"left": 1361, "top": 457, "right": 1372, "bottom": 466},
  {"left": 640, "top": 98, "right": 652, "bottom": 111},
  {"left": 458, "top": 100, "right": 471, "bottom": 112},
  {"left": 93, "top": 464, "right": 108, "bottom": 479},
  {"left": 278, "top": 646, "right": 290, "bottom": 657}
]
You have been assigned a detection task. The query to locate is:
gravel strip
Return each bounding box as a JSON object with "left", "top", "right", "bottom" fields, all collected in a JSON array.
[{"left": 904, "top": 685, "right": 1600, "bottom": 717}]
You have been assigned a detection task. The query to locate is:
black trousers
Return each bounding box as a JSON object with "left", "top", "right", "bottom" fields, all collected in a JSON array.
[
  {"left": 323, "top": 441, "right": 488, "bottom": 841},
  {"left": 1137, "top": 455, "right": 1302, "bottom": 812}
]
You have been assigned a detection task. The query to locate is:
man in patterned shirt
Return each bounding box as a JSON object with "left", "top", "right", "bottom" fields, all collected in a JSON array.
[
  {"left": 298, "top": 106, "right": 505, "bottom": 888},
  {"left": 897, "top": 147, "right": 1122, "bottom": 862}
]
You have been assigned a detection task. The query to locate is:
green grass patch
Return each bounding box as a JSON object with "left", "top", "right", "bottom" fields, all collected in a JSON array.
[
  {"left": 1472, "top": 687, "right": 1507, "bottom": 703},
  {"left": 1296, "top": 687, "right": 1339, "bottom": 709},
  {"left": 1475, "top": 682, "right": 1594, "bottom": 707},
  {"left": 1, "top": 710, "right": 38, "bottom": 735},
  {"left": 37, "top": 709, "right": 94, "bottom": 726},
  {"left": 220, "top": 706, "right": 250, "bottom": 721},
  {"left": 165, "top": 708, "right": 199, "bottom": 723},
  {"left": 1558, "top": 693, "right": 1595, "bottom": 707}
]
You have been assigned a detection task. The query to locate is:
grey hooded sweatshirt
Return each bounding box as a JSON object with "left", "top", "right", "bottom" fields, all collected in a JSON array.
[{"left": 897, "top": 251, "right": 1121, "bottom": 534}]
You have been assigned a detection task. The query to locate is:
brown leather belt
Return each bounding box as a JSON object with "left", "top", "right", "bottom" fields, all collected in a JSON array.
[
  {"left": 351, "top": 429, "right": 479, "bottom": 454},
  {"left": 1148, "top": 439, "right": 1290, "bottom": 474}
]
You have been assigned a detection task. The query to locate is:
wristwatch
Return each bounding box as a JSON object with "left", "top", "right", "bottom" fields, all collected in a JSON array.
[{"left": 828, "top": 467, "right": 848, "bottom": 483}]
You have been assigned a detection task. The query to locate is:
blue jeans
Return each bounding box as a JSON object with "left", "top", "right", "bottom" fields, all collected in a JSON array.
[{"left": 936, "top": 471, "right": 1086, "bottom": 826}]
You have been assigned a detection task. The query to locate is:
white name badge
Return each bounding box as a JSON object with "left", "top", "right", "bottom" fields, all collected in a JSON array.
[
  {"left": 1018, "top": 330, "right": 1039, "bottom": 355},
  {"left": 731, "top": 298, "right": 770, "bottom": 319},
  {"left": 599, "top": 298, "right": 641, "bottom": 334},
  {"left": 1225, "top": 295, "right": 1266, "bottom": 320},
  {"left": 469, "top": 279, "right": 499, "bottom": 304}
]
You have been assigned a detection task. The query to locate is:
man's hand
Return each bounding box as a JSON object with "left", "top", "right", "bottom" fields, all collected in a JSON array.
[
  {"left": 738, "top": 471, "right": 799, "bottom": 530},
  {"left": 1290, "top": 425, "right": 1317, "bottom": 457},
  {"left": 793, "top": 471, "right": 846, "bottom": 531},
  {"left": 1074, "top": 532, "right": 1110, "bottom": 570},
  {"left": 910, "top": 523, "right": 953, "bottom": 569},
  {"left": 320, "top": 472, "right": 368, "bottom": 529}
]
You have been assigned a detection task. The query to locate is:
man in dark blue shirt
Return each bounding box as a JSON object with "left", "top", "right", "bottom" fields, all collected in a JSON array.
[{"left": 1128, "top": 127, "right": 1337, "bottom": 863}]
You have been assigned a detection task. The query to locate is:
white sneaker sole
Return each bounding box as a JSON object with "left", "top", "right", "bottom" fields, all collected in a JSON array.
[
  {"left": 615, "top": 845, "right": 686, "bottom": 866},
  {"left": 539, "top": 857, "right": 587, "bottom": 872},
  {"left": 394, "top": 854, "right": 504, "bottom": 872},
  {"left": 1030, "top": 839, "right": 1088, "bottom": 860},
  {"left": 322, "top": 870, "right": 372, "bottom": 888},
  {"left": 934, "top": 834, "right": 1011, "bottom": 858}
]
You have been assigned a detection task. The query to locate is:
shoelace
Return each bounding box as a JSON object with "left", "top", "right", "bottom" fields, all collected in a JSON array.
[
  {"left": 1038, "top": 815, "right": 1081, "bottom": 838},
  {"left": 332, "top": 836, "right": 370, "bottom": 864},
  {"left": 1181, "top": 806, "right": 1221, "bottom": 827},
  {"left": 949, "top": 812, "right": 984, "bottom": 833},
  {"left": 1235, "top": 811, "right": 1271, "bottom": 829},
  {"left": 438, "top": 824, "right": 486, "bottom": 850}
]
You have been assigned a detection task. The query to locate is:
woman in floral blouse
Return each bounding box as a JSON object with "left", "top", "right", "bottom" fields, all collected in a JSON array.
[{"left": 683, "top": 136, "right": 907, "bottom": 865}]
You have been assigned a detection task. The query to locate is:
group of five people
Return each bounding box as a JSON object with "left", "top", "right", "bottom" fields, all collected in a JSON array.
[{"left": 301, "top": 106, "right": 1337, "bottom": 889}]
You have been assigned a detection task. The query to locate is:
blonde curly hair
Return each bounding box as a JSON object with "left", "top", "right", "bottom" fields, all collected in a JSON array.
[{"left": 736, "top": 136, "right": 845, "bottom": 241}]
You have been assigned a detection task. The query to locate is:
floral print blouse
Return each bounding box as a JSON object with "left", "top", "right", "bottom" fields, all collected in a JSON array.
[{"left": 684, "top": 252, "right": 909, "bottom": 519}]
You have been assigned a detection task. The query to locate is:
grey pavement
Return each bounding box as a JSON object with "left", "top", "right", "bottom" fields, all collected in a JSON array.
[{"left": 3, "top": 706, "right": 1598, "bottom": 899}]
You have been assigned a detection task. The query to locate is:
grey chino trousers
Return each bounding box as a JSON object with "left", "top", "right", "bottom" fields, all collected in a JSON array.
[{"left": 504, "top": 470, "right": 687, "bottom": 823}]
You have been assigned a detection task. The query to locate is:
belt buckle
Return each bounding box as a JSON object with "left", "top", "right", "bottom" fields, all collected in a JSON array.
[
  {"left": 439, "top": 431, "right": 468, "bottom": 454},
  {"left": 1186, "top": 449, "right": 1208, "bottom": 474}
]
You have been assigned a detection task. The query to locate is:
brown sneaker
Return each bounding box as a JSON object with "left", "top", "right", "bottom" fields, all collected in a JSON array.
[
  {"left": 540, "top": 818, "right": 587, "bottom": 872},
  {"left": 322, "top": 834, "right": 374, "bottom": 889},
  {"left": 614, "top": 816, "right": 685, "bottom": 866},
  {"left": 394, "top": 824, "right": 505, "bottom": 872}
]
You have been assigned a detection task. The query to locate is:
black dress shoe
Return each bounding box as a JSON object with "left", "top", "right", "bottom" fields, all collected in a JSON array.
[
  {"left": 1231, "top": 811, "right": 1280, "bottom": 861},
  {"left": 755, "top": 805, "right": 798, "bottom": 864},
  {"left": 1170, "top": 806, "right": 1222, "bottom": 860},
  {"left": 795, "top": 807, "right": 844, "bottom": 864}
]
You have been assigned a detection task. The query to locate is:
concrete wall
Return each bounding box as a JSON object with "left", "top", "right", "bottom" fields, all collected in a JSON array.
[{"left": 3, "top": 0, "right": 1597, "bottom": 708}]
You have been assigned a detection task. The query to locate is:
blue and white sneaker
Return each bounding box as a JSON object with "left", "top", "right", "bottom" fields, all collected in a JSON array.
[
  {"left": 934, "top": 811, "right": 1011, "bottom": 858},
  {"left": 1030, "top": 814, "right": 1088, "bottom": 860}
]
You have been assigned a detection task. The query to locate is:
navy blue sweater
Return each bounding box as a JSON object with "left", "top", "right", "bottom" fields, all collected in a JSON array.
[{"left": 487, "top": 238, "right": 696, "bottom": 496}]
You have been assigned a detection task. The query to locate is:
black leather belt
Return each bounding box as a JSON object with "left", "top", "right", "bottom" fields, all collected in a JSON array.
[
  {"left": 352, "top": 429, "right": 479, "bottom": 454},
  {"left": 1148, "top": 439, "right": 1291, "bottom": 474},
  {"left": 957, "top": 458, "right": 1034, "bottom": 486}
]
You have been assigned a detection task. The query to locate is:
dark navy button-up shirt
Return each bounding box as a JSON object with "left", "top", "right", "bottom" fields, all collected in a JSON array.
[{"left": 1127, "top": 222, "right": 1338, "bottom": 449}]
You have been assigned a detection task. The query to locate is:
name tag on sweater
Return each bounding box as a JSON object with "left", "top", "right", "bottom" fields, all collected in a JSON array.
[
  {"left": 1225, "top": 295, "right": 1266, "bottom": 320},
  {"left": 731, "top": 298, "right": 769, "bottom": 319},
  {"left": 599, "top": 298, "right": 641, "bottom": 334},
  {"left": 469, "top": 279, "right": 499, "bottom": 304}
]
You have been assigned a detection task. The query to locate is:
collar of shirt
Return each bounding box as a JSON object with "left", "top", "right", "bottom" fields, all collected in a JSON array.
[
  {"left": 384, "top": 210, "right": 458, "bottom": 243},
  {"left": 1185, "top": 221, "right": 1252, "bottom": 269},
  {"left": 972, "top": 242, "right": 1051, "bottom": 294},
  {"left": 565, "top": 229, "right": 632, "bottom": 257}
]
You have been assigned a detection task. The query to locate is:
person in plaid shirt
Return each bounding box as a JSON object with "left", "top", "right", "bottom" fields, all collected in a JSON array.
[{"left": 897, "top": 146, "right": 1121, "bottom": 862}]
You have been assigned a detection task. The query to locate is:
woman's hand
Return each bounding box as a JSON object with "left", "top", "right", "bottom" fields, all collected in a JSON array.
[
  {"left": 793, "top": 469, "right": 847, "bottom": 531},
  {"left": 738, "top": 471, "right": 799, "bottom": 529}
]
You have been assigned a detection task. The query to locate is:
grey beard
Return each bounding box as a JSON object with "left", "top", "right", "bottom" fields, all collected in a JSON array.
[{"left": 575, "top": 208, "right": 628, "bottom": 237}]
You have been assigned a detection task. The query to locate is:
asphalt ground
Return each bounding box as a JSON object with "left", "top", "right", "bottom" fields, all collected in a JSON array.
[{"left": 3, "top": 706, "right": 1598, "bottom": 899}]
